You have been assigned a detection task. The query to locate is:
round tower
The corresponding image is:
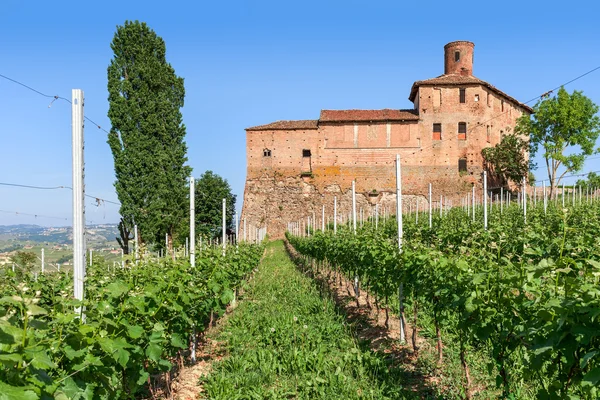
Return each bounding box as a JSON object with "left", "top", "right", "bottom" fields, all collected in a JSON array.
[{"left": 444, "top": 41, "right": 474, "bottom": 76}]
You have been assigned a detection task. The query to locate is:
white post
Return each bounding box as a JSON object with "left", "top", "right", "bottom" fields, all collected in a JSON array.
[
  {"left": 72, "top": 89, "right": 86, "bottom": 319},
  {"left": 322, "top": 204, "right": 325, "bottom": 231},
  {"left": 395, "top": 154, "right": 405, "bottom": 343},
  {"left": 189, "top": 176, "right": 198, "bottom": 357},
  {"left": 375, "top": 203, "right": 379, "bottom": 230},
  {"left": 483, "top": 171, "right": 488, "bottom": 230},
  {"left": 235, "top": 212, "right": 239, "bottom": 245},
  {"left": 121, "top": 248, "right": 124, "bottom": 269},
  {"left": 439, "top": 195, "right": 443, "bottom": 218},
  {"left": 472, "top": 185, "right": 475, "bottom": 222},
  {"left": 543, "top": 181, "right": 547, "bottom": 214},
  {"left": 396, "top": 155, "right": 403, "bottom": 250},
  {"left": 562, "top": 183, "right": 565, "bottom": 208},
  {"left": 334, "top": 196, "right": 337, "bottom": 234},
  {"left": 89, "top": 249, "right": 93, "bottom": 267},
  {"left": 165, "top": 232, "right": 168, "bottom": 257},
  {"left": 41, "top": 248, "right": 45, "bottom": 274},
  {"left": 415, "top": 198, "right": 419, "bottom": 224},
  {"left": 222, "top": 198, "right": 226, "bottom": 253},
  {"left": 352, "top": 180, "right": 357, "bottom": 234},
  {"left": 71, "top": 89, "right": 85, "bottom": 321},
  {"left": 523, "top": 177, "right": 527, "bottom": 223},
  {"left": 429, "top": 183, "right": 432, "bottom": 228},
  {"left": 500, "top": 187, "right": 503, "bottom": 214},
  {"left": 134, "top": 225, "right": 139, "bottom": 263},
  {"left": 190, "top": 176, "right": 195, "bottom": 267}
]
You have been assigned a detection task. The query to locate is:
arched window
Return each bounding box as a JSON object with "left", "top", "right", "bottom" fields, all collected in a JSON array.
[{"left": 263, "top": 149, "right": 271, "bottom": 157}]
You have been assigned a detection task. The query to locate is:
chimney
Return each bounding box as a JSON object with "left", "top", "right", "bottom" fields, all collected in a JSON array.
[{"left": 444, "top": 41, "right": 474, "bottom": 76}]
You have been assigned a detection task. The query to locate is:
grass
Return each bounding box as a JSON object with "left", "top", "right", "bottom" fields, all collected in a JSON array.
[{"left": 200, "top": 241, "right": 419, "bottom": 399}]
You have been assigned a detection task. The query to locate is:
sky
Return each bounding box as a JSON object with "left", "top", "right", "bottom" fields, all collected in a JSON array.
[{"left": 1, "top": 0, "right": 600, "bottom": 226}]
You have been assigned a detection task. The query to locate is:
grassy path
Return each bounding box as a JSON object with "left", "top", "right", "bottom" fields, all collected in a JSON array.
[{"left": 199, "top": 241, "right": 415, "bottom": 400}]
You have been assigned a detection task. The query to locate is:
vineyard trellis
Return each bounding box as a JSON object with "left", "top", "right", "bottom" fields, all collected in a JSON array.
[{"left": 288, "top": 178, "right": 600, "bottom": 398}]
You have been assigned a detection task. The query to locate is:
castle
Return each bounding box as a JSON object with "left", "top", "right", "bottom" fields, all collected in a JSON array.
[{"left": 240, "top": 41, "right": 532, "bottom": 239}]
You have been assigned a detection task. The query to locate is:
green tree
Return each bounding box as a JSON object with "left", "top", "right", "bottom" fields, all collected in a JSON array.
[
  {"left": 194, "top": 171, "right": 236, "bottom": 240},
  {"left": 482, "top": 132, "right": 529, "bottom": 188},
  {"left": 515, "top": 87, "right": 600, "bottom": 196},
  {"left": 575, "top": 171, "right": 600, "bottom": 189},
  {"left": 107, "top": 21, "right": 192, "bottom": 253},
  {"left": 10, "top": 251, "right": 37, "bottom": 274}
]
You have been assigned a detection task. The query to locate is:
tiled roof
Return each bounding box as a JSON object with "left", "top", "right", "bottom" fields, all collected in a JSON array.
[
  {"left": 319, "top": 109, "right": 419, "bottom": 122},
  {"left": 409, "top": 74, "right": 533, "bottom": 113},
  {"left": 246, "top": 120, "right": 319, "bottom": 131}
]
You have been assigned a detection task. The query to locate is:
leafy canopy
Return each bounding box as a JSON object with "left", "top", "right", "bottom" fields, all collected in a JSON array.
[
  {"left": 515, "top": 87, "right": 600, "bottom": 194},
  {"left": 576, "top": 171, "right": 600, "bottom": 189},
  {"left": 107, "top": 20, "right": 192, "bottom": 250},
  {"left": 482, "top": 132, "right": 529, "bottom": 187},
  {"left": 194, "top": 171, "right": 236, "bottom": 240}
]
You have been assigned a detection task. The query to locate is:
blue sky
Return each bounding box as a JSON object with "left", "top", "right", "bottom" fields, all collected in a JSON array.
[{"left": 1, "top": 0, "right": 599, "bottom": 226}]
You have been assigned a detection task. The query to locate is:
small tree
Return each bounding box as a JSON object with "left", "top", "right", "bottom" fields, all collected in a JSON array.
[
  {"left": 576, "top": 172, "right": 600, "bottom": 189},
  {"left": 482, "top": 132, "right": 529, "bottom": 188},
  {"left": 10, "top": 251, "right": 37, "bottom": 274},
  {"left": 194, "top": 171, "right": 236, "bottom": 240},
  {"left": 515, "top": 87, "right": 600, "bottom": 197}
]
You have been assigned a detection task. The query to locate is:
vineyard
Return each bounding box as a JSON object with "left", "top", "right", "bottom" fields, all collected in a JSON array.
[
  {"left": 0, "top": 243, "right": 262, "bottom": 399},
  {"left": 288, "top": 197, "right": 600, "bottom": 399}
]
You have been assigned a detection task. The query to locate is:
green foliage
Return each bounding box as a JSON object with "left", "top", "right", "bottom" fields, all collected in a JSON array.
[
  {"left": 107, "top": 20, "right": 192, "bottom": 251},
  {"left": 194, "top": 171, "right": 236, "bottom": 240},
  {"left": 290, "top": 200, "right": 600, "bottom": 399},
  {"left": 55, "top": 254, "right": 72, "bottom": 265},
  {"left": 516, "top": 87, "right": 600, "bottom": 195},
  {"left": 0, "top": 243, "right": 262, "bottom": 398},
  {"left": 201, "top": 241, "right": 408, "bottom": 399},
  {"left": 482, "top": 133, "right": 529, "bottom": 187},
  {"left": 576, "top": 172, "right": 600, "bottom": 189},
  {"left": 9, "top": 251, "right": 36, "bottom": 275}
]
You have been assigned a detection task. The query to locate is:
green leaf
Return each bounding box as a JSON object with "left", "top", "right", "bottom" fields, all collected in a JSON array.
[
  {"left": 0, "top": 381, "right": 38, "bottom": 400},
  {"left": 106, "top": 281, "right": 129, "bottom": 297},
  {"left": 146, "top": 343, "right": 162, "bottom": 362},
  {"left": 220, "top": 289, "right": 234, "bottom": 304},
  {"left": 24, "top": 349, "right": 56, "bottom": 370},
  {"left": 0, "top": 354, "right": 23, "bottom": 368},
  {"left": 136, "top": 370, "right": 150, "bottom": 386},
  {"left": 26, "top": 304, "right": 47, "bottom": 316},
  {"left": 583, "top": 367, "right": 600, "bottom": 387},
  {"left": 98, "top": 337, "right": 131, "bottom": 368},
  {"left": 581, "top": 351, "right": 597, "bottom": 369},
  {"left": 586, "top": 259, "right": 600, "bottom": 269},
  {"left": 170, "top": 333, "right": 186, "bottom": 349},
  {"left": 127, "top": 325, "right": 145, "bottom": 339}
]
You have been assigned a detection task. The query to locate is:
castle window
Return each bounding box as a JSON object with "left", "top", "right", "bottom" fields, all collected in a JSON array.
[
  {"left": 501, "top": 100, "right": 505, "bottom": 112},
  {"left": 433, "top": 123, "right": 442, "bottom": 140},
  {"left": 459, "top": 88, "right": 466, "bottom": 103},
  {"left": 474, "top": 94, "right": 479, "bottom": 102},
  {"left": 455, "top": 51, "right": 460, "bottom": 62},
  {"left": 302, "top": 149, "right": 311, "bottom": 157},
  {"left": 263, "top": 149, "right": 271, "bottom": 157},
  {"left": 458, "top": 122, "right": 467, "bottom": 140},
  {"left": 458, "top": 158, "right": 467, "bottom": 173}
]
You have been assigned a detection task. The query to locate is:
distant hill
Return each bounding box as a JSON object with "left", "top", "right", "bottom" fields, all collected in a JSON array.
[{"left": 0, "top": 224, "right": 119, "bottom": 247}]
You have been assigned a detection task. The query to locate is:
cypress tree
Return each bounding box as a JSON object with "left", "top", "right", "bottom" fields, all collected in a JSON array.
[{"left": 107, "top": 20, "right": 191, "bottom": 253}]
